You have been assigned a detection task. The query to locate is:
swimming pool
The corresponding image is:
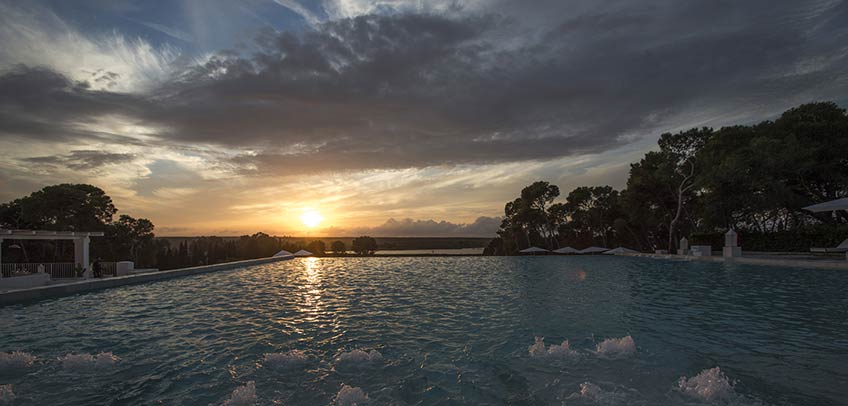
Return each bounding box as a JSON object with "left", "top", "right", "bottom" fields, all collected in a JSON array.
[{"left": 1, "top": 256, "right": 846, "bottom": 405}]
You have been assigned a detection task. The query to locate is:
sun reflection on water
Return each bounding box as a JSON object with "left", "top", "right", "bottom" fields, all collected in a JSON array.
[{"left": 298, "top": 257, "right": 324, "bottom": 323}]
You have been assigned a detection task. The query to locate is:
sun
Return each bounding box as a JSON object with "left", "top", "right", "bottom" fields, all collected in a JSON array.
[{"left": 300, "top": 210, "right": 324, "bottom": 228}]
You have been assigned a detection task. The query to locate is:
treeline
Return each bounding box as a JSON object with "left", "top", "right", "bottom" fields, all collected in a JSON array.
[
  {"left": 155, "top": 233, "right": 289, "bottom": 270},
  {"left": 486, "top": 102, "right": 848, "bottom": 255},
  {"left": 0, "top": 184, "right": 385, "bottom": 270},
  {"left": 0, "top": 184, "right": 159, "bottom": 266},
  {"left": 153, "top": 234, "right": 378, "bottom": 270}
]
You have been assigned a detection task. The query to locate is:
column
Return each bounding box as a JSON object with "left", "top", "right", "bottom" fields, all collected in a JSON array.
[
  {"left": 74, "top": 236, "right": 92, "bottom": 278},
  {"left": 723, "top": 229, "right": 741, "bottom": 258},
  {"left": 74, "top": 236, "right": 91, "bottom": 271},
  {"left": 83, "top": 236, "right": 90, "bottom": 273},
  {"left": 74, "top": 237, "right": 83, "bottom": 269},
  {"left": 677, "top": 237, "right": 689, "bottom": 256}
]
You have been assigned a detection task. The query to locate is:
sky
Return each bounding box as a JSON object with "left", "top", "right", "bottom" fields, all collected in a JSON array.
[{"left": 1, "top": 0, "right": 847, "bottom": 237}]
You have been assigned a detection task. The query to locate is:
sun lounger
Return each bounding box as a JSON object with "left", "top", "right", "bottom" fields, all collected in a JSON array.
[{"left": 810, "top": 239, "right": 848, "bottom": 253}]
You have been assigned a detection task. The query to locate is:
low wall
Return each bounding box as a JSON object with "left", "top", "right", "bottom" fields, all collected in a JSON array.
[
  {"left": 0, "top": 272, "right": 51, "bottom": 290},
  {"left": 623, "top": 252, "right": 848, "bottom": 270},
  {"left": 0, "top": 255, "right": 294, "bottom": 306}
]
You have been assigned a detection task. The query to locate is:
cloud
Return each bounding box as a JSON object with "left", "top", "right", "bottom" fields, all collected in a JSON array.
[
  {"left": 132, "top": 160, "right": 207, "bottom": 197},
  {"left": 0, "top": 65, "right": 151, "bottom": 143},
  {"left": 0, "top": 1, "right": 180, "bottom": 92},
  {"left": 137, "top": 21, "right": 194, "bottom": 43},
  {"left": 334, "top": 216, "right": 501, "bottom": 237},
  {"left": 1, "top": 0, "right": 848, "bottom": 239},
  {"left": 22, "top": 150, "right": 136, "bottom": 170},
  {"left": 2, "top": 2, "right": 847, "bottom": 177},
  {"left": 272, "top": 0, "right": 323, "bottom": 27}
]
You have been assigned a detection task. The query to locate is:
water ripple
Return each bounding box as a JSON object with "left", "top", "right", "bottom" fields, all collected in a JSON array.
[{"left": 0, "top": 256, "right": 846, "bottom": 404}]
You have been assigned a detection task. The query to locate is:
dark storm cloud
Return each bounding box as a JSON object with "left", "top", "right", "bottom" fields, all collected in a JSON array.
[
  {"left": 22, "top": 150, "right": 136, "bottom": 170},
  {"left": 2, "top": 1, "right": 848, "bottom": 174},
  {"left": 0, "top": 65, "right": 149, "bottom": 143}
]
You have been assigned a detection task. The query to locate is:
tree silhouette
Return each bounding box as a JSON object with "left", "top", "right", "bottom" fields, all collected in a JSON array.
[{"left": 351, "top": 236, "right": 377, "bottom": 255}]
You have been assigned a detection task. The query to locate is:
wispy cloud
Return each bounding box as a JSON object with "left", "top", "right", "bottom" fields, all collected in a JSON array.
[
  {"left": 272, "top": 0, "right": 323, "bottom": 27},
  {"left": 0, "top": 1, "right": 180, "bottom": 92},
  {"left": 22, "top": 150, "right": 136, "bottom": 170},
  {"left": 137, "top": 20, "right": 194, "bottom": 43}
]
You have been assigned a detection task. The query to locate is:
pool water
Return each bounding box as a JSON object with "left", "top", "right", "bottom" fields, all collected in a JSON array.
[{"left": 1, "top": 257, "right": 846, "bottom": 405}]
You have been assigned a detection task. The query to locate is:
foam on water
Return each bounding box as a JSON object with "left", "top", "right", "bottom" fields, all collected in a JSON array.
[
  {"left": 59, "top": 352, "right": 120, "bottom": 371},
  {"left": 578, "top": 381, "right": 604, "bottom": 402},
  {"left": 337, "top": 349, "right": 382, "bottom": 364},
  {"left": 0, "top": 257, "right": 841, "bottom": 405},
  {"left": 595, "top": 335, "right": 636, "bottom": 357},
  {"left": 0, "top": 351, "right": 36, "bottom": 370},
  {"left": 0, "top": 385, "right": 14, "bottom": 405},
  {"left": 223, "top": 381, "right": 256, "bottom": 406},
  {"left": 677, "top": 367, "right": 736, "bottom": 402},
  {"left": 334, "top": 384, "right": 369, "bottom": 406},
  {"left": 528, "top": 337, "right": 578, "bottom": 358},
  {"left": 567, "top": 381, "right": 633, "bottom": 405},
  {"left": 262, "top": 350, "right": 308, "bottom": 369}
]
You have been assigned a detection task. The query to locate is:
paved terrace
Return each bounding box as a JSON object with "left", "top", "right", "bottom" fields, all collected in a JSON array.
[
  {"left": 625, "top": 251, "right": 848, "bottom": 270},
  {"left": 0, "top": 255, "right": 294, "bottom": 306}
]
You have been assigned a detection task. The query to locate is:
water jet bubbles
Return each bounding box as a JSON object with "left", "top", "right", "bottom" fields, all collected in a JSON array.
[
  {"left": 677, "top": 367, "right": 736, "bottom": 402},
  {"left": 337, "top": 349, "right": 383, "bottom": 365},
  {"left": 0, "top": 385, "right": 14, "bottom": 405},
  {"left": 94, "top": 352, "right": 120, "bottom": 368},
  {"left": 59, "top": 352, "right": 120, "bottom": 371},
  {"left": 223, "top": 381, "right": 257, "bottom": 406},
  {"left": 528, "top": 337, "right": 578, "bottom": 358},
  {"left": 262, "top": 350, "right": 308, "bottom": 370},
  {"left": 566, "top": 381, "right": 632, "bottom": 405},
  {"left": 333, "top": 384, "right": 369, "bottom": 406},
  {"left": 0, "top": 351, "right": 36, "bottom": 370},
  {"left": 594, "top": 335, "right": 636, "bottom": 358},
  {"left": 578, "top": 381, "right": 603, "bottom": 402}
]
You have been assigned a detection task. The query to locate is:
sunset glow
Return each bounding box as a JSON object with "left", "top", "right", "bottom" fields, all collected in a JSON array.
[
  {"left": 300, "top": 210, "right": 324, "bottom": 229},
  {"left": 0, "top": 2, "right": 845, "bottom": 405}
]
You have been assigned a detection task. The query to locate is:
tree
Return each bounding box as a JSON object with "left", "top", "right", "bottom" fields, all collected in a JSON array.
[
  {"left": 307, "top": 240, "right": 326, "bottom": 255},
  {"left": 106, "top": 215, "right": 155, "bottom": 263},
  {"left": 695, "top": 103, "right": 848, "bottom": 231},
  {"left": 485, "top": 102, "right": 848, "bottom": 255},
  {"left": 483, "top": 237, "right": 504, "bottom": 255},
  {"left": 331, "top": 240, "right": 346, "bottom": 254},
  {"left": 493, "top": 181, "right": 572, "bottom": 254},
  {"left": 547, "top": 203, "right": 569, "bottom": 234},
  {"left": 658, "top": 128, "right": 712, "bottom": 252},
  {"left": 0, "top": 184, "right": 116, "bottom": 231},
  {"left": 520, "top": 181, "right": 560, "bottom": 248},
  {"left": 351, "top": 236, "right": 377, "bottom": 255},
  {"left": 623, "top": 129, "right": 712, "bottom": 251},
  {"left": 564, "top": 186, "right": 623, "bottom": 248}
]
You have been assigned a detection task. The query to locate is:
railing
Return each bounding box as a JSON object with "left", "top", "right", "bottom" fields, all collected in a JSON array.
[
  {"left": 1, "top": 262, "right": 118, "bottom": 279},
  {"left": 101, "top": 262, "right": 117, "bottom": 276},
  {"left": 2, "top": 263, "right": 77, "bottom": 278}
]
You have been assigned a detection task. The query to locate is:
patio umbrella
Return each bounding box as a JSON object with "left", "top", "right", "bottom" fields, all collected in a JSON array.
[
  {"left": 294, "top": 249, "right": 313, "bottom": 257},
  {"left": 803, "top": 197, "right": 848, "bottom": 212},
  {"left": 579, "top": 246, "right": 609, "bottom": 254},
  {"left": 603, "top": 247, "right": 639, "bottom": 255},
  {"left": 553, "top": 247, "right": 580, "bottom": 254},
  {"left": 273, "top": 250, "right": 293, "bottom": 257},
  {"left": 519, "top": 247, "right": 550, "bottom": 255}
]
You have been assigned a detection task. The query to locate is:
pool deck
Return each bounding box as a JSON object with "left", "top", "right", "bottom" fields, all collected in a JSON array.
[
  {"left": 0, "top": 255, "right": 294, "bottom": 306},
  {"left": 623, "top": 251, "right": 848, "bottom": 270}
]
